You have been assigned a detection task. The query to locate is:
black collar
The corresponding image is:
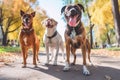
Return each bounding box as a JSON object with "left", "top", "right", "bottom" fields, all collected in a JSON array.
[
  {"left": 21, "top": 28, "right": 33, "bottom": 33},
  {"left": 67, "top": 22, "right": 82, "bottom": 36},
  {"left": 47, "top": 31, "right": 57, "bottom": 39}
]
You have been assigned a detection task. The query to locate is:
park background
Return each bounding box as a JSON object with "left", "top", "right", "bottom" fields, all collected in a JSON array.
[{"left": 0, "top": 0, "right": 120, "bottom": 49}]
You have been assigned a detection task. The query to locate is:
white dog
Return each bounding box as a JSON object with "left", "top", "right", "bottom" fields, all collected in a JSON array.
[{"left": 42, "top": 18, "right": 65, "bottom": 65}]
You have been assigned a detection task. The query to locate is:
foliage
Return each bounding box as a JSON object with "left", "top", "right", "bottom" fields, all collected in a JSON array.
[
  {"left": 88, "top": 0, "right": 120, "bottom": 45},
  {"left": 0, "top": 0, "right": 48, "bottom": 46}
]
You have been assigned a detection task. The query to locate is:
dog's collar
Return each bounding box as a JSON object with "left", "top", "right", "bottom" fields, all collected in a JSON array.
[
  {"left": 46, "top": 31, "right": 58, "bottom": 39},
  {"left": 67, "top": 22, "right": 82, "bottom": 36},
  {"left": 21, "top": 28, "right": 34, "bottom": 33}
]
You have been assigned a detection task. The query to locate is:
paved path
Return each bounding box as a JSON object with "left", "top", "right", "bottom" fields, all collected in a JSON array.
[{"left": 0, "top": 52, "right": 120, "bottom": 80}]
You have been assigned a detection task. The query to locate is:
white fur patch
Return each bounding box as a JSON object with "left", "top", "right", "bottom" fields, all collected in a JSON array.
[
  {"left": 63, "top": 61, "right": 70, "bottom": 71},
  {"left": 23, "top": 37, "right": 27, "bottom": 45},
  {"left": 83, "top": 65, "right": 90, "bottom": 75}
]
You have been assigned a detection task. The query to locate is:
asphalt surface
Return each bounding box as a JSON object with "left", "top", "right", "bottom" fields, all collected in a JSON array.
[{"left": 0, "top": 51, "right": 120, "bottom": 80}]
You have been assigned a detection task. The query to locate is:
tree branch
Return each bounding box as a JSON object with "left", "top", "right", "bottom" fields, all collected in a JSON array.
[{"left": 8, "top": 25, "right": 21, "bottom": 33}]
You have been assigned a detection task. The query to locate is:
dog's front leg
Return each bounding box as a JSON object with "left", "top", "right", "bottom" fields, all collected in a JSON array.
[
  {"left": 82, "top": 45, "right": 90, "bottom": 76},
  {"left": 45, "top": 44, "right": 49, "bottom": 65},
  {"left": 21, "top": 46, "right": 27, "bottom": 68},
  {"left": 63, "top": 42, "right": 70, "bottom": 71},
  {"left": 53, "top": 43, "right": 59, "bottom": 66}
]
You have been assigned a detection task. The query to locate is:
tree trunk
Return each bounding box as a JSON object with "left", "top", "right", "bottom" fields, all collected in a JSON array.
[
  {"left": 2, "top": 33, "right": 7, "bottom": 46},
  {"left": 111, "top": 0, "right": 120, "bottom": 47},
  {"left": 90, "top": 25, "right": 94, "bottom": 48},
  {"left": 106, "top": 32, "right": 111, "bottom": 44},
  {"left": 86, "top": 4, "right": 94, "bottom": 49}
]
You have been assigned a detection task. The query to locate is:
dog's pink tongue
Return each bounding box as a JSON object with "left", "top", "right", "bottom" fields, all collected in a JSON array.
[
  {"left": 24, "top": 24, "right": 29, "bottom": 29},
  {"left": 69, "top": 17, "right": 77, "bottom": 27}
]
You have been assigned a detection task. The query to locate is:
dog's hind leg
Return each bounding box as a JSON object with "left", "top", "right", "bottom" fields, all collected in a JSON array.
[
  {"left": 86, "top": 39, "right": 92, "bottom": 65},
  {"left": 36, "top": 42, "right": 40, "bottom": 63},
  {"left": 33, "top": 45, "right": 37, "bottom": 67},
  {"left": 71, "top": 46, "right": 76, "bottom": 65}
]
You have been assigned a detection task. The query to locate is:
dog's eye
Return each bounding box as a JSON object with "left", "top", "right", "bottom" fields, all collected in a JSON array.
[
  {"left": 67, "top": 6, "right": 72, "bottom": 10},
  {"left": 74, "top": 6, "right": 79, "bottom": 10}
]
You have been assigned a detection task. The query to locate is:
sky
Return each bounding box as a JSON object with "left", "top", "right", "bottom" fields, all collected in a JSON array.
[{"left": 38, "top": 0, "right": 66, "bottom": 40}]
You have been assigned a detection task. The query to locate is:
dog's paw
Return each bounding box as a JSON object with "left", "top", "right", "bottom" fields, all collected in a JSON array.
[
  {"left": 22, "top": 65, "right": 26, "bottom": 68},
  {"left": 63, "top": 66, "right": 70, "bottom": 71},
  {"left": 82, "top": 65, "right": 90, "bottom": 76},
  {"left": 71, "top": 63, "right": 75, "bottom": 65},
  {"left": 53, "top": 61, "right": 57, "bottom": 66},
  {"left": 45, "top": 61, "right": 49, "bottom": 65},
  {"left": 63, "top": 62, "right": 70, "bottom": 71},
  {"left": 34, "top": 65, "right": 38, "bottom": 68}
]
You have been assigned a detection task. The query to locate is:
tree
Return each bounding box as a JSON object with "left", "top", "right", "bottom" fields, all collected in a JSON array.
[
  {"left": 0, "top": 0, "right": 47, "bottom": 46},
  {"left": 111, "top": 0, "right": 120, "bottom": 47},
  {"left": 88, "top": 0, "right": 117, "bottom": 46},
  {"left": 0, "top": 0, "right": 32, "bottom": 46}
]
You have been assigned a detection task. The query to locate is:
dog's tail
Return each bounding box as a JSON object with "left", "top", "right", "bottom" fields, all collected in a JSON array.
[{"left": 86, "top": 39, "right": 91, "bottom": 63}]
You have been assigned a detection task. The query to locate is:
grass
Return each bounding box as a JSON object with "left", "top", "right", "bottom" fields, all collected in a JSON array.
[
  {"left": 0, "top": 46, "right": 119, "bottom": 54},
  {"left": 0, "top": 46, "right": 45, "bottom": 54},
  {"left": 107, "top": 47, "right": 120, "bottom": 51},
  {"left": 0, "top": 46, "right": 21, "bottom": 53}
]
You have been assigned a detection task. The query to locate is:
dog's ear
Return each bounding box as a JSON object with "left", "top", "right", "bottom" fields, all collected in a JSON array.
[
  {"left": 54, "top": 20, "right": 58, "bottom": 25},
  {"left": 61, "top": 6, "right": 66, "bottom": 14},
  {"left": 77, "top": 4, "right": 85, "bottom": 12},
  {"left": 20, "top": 10, "right": 25, "bottom": 16},
  {"left": 31, "top": 12, "right": 36, "bottom": 17}
]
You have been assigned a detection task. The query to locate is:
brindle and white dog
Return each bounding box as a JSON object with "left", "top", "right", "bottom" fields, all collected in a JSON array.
[
  {"left": 42, "top": 18, "right": 65, "bottom": 65},
  {"left": 61, "top": 4, "right": 91, "bottom": 76}
]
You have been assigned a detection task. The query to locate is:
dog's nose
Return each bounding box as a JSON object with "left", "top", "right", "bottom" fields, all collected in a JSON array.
[{"left": 70, "top": 8, "right": 77, "bottom": 16}]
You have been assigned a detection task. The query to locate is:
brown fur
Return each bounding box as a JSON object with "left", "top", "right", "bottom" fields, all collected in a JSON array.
[
  {"left": 61, "top": 4, "right": 91, "bottom": 66},
  {"left": 19, "top": 10, "right": 40, "bottom": 68},
  {"left": 65, "top": 24, "right": 91, "bottom": 65}
]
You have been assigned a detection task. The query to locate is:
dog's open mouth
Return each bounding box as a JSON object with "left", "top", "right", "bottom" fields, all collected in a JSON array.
[
  {"left": 46, "top": 22, "right": 54, "bottom": 28},
  {"left": 68, "top": 15, "right": 78, "bottom": 27},
  {"left": 23, "top": 23, "right": 30, "bottom": 29}
]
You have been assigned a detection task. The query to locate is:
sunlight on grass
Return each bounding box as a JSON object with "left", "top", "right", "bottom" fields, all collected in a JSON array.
[
  {"left": 107, "top": 47, "right": 120, "bottom": 51},
  {"left": 0, "top": 46, "right": 21, "bottom": 53},
  {"left": 0, "top": 46, "right": 45, "bottom": 53}
]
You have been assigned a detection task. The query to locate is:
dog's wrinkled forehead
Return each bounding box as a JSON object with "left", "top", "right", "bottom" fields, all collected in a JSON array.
[
  {"left": 61, "top": 4, "right": 84, "bottom": 14},
  {"left": 66, "top": 5, "right": 80, "bottom": 11}
]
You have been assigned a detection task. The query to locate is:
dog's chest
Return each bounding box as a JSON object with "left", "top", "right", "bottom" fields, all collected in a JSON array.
[
  {"left": 70, "top": 29, "right": 76, "bottom": 39},
  {"left": 22, "top": 35, "right": 33, "bottom": 46}
]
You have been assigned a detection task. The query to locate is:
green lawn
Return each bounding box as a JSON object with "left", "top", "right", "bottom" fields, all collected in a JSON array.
[
  {"left": 0, "top": 46, "right": 45, "bottom": 54},
  {"left": 0, "top": 46, "right": 119, "bottom": 54},
  {"left": 0, "top": 46, "right": 21, "bottom": 53},
  {"left": 107, "top": 47, "right": 120, "bottom": 51}
]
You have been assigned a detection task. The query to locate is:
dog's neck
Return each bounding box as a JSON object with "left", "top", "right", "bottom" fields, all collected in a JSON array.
[
  {"left": 45, "top": 27, "right": 57, "bottom": 37},
  {"left": 66, "top": 22, "right": 83, "bottom": 36},
  {"left": 21, "top": 23, "right": 34, "bottom": 34}
]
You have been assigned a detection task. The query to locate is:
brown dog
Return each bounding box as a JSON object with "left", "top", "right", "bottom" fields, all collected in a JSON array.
[
  {"left": 19, "top": 10, "right": 40, "bottom": 68},
  {"left": 61, "top": 4, "right": 91, "bottom": 76}
]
